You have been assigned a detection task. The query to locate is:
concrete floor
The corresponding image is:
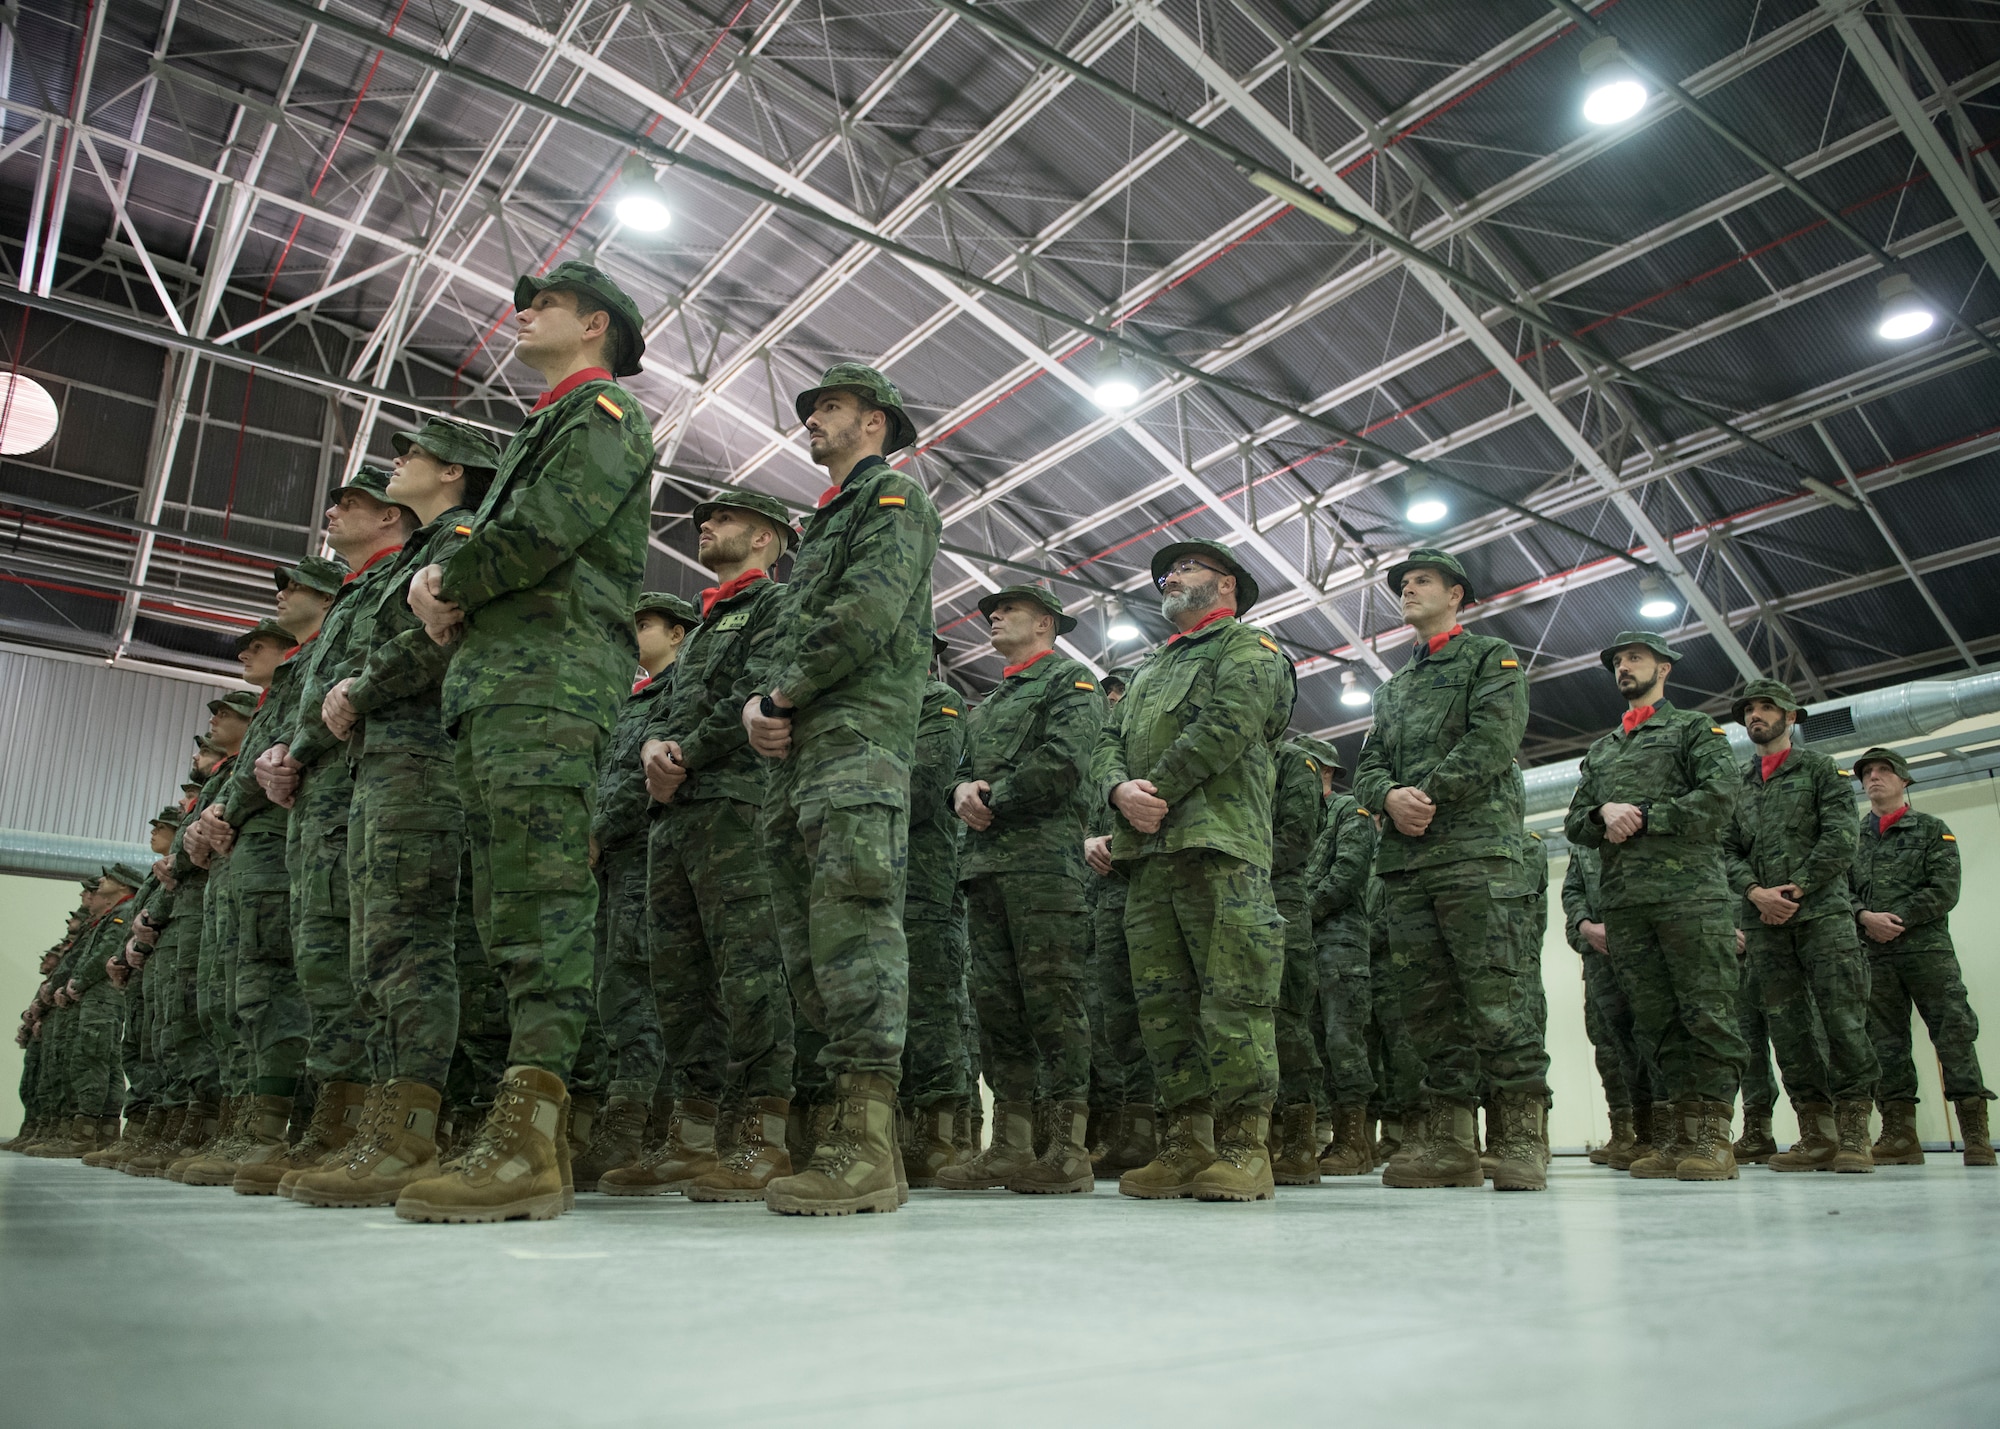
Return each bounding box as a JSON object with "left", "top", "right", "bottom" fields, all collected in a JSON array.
[{"left": 2, "top": 1156, "right": 1996, "bottom": 1428}]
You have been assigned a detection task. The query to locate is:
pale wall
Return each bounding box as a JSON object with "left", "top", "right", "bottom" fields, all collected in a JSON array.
[{"left": 0, "top": 872, "right": 90, "bottom": 1133}]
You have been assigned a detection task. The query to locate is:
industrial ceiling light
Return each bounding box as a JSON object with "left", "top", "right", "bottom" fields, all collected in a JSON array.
[
  {"left": 614, "top": 155, "right": 672, "bottom": 232},
  {"left": 1404, "top": 472, "right": 1448, "bottom": 526},
  {"left": 1339, "top": 670, "right": 1371, "bottom": 708},
  {"left": 1580, "top": 37, "right": 1648, "bottom": 127},
  {"left": 1875, "top": 273, "right": 1935, "bottom": 341},
  {"left": 1091, "top": 344, "right": 1142, "bottom": 412},
  {"left": 0, "top": 374, "right": 58, "bottom": 455},
  {"left": 1105, "top": 596, "right": 1141, "bottom": 643},
  {"left": 1637, "top": 572, "right": 1677, "bottom": 620}
]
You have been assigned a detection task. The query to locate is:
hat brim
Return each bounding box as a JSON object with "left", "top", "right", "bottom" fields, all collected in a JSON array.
[
  {"left": 514, "top": 274, "right": 646, "bottom": 378},
  {"left": 233, "top": 628, "right": 285, "bottom": 653},
  {"left": 1598, "top": 641, "right": 1681, "bottom": 671},
  {"left": 690, "top": 499, "right": 799, "bottom": 550},
  {"left": 1731, "top": 697, "right": 1800, "bottom": 724},
  {"left": 975, "top": 591, "right": 1078, "bottom": 635},
  {"left": 793, "top": 385, "right": 918, "bottom": 452},
  {"left": 1384, "top": 557, "right": 1475, "bottom": 606},
  {"left": 1852, "top": 755, "right": 1911, "bottom": 783},
  {"left": 1149, "top": 541, "right": 1260, "bottom": 616}
]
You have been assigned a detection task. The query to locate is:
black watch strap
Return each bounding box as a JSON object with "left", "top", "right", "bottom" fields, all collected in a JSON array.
[{"left": 760, "top": 694, "right": 795, "bottom": 720}]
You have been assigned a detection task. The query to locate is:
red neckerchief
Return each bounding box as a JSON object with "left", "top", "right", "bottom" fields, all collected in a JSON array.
[
  {"left": 632, "top": 674, "right": 655, "bottom": 696},
  {"left": 1425, "top": 624, "right": 1465, "bottom": 656},
  {"left": 255, "top": 686, "right": 270, "bottom": 710},
  {"left": 1002, "top": 648, "right": 1055, "bottom": 679},
  {"left": 1760, "top": 748, "right": 1792, "bottom": 782},
  {"left": 701, "top": 566, "right": 769, "bottom": 616},
  {"left": 1621, "top": 704, "right": 1656, "bottom": 734},
  {"left": 1167, "top": 608, "right": 1234, "bottom": 644},
  {"left": 1876, "top": 804, "right": 1910, "bottom": 835},
  {"left": 531, "top": 367, "right": 612, "bottom": 413},
  {"left": 343, "top": 545, "right": 403, "bottom": 584},
  {"left": 816, "top": 485, "right": 844, "bottom": 509}
]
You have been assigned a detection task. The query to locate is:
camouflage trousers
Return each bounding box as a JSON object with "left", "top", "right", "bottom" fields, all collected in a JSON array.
[
  {"left": 229, "top": 827, "right": 307, "bottom": 1097},
  {"left": 594, "top": 839, "right": 663, "bottom": 1105},
  {"left": 1367, "top": 891, "right": 1419, "bottom": 1119},
  {"left": 197, "top": 855, "right": 249, "bottom": 1096},
  {"left": 68, "top": 979, "right": 125, "bottom": 1117},
  {"left": 902, "top": 894, "right": 970, "bottom": 1106},
  {"left": 1314, "top": 920, "right": 1375, "bottom": 1107},
  {"left": 17, "top": 1033, "right": 40, "bottom": 1121},
  {"left": 1747, "top": 915, "right": 1879, "bottom": 1104},
  {"left": 456, "top": 705, "right": 605, "bottom": 1077},
  {"left": 290, "top": 758, "right": 369, "bottom": 1084},
  {"left": 1125, "top": 849, "right": 1282, "bottom": 1113},
  {"left": 447, "top": 844, "right": 509, "bottom": 1120},
  {"left": 1603, "top": 900, "right": 1745, "bottom": 1105},
  {"left": 1273, "top": 885, "right": 1324, "bottom": 1109},
  {"left": 1380, "top": 857, "right": 1550, "bottom": 1105},
  {"left": 964, "top": 872, "right": 1091, "bottom": 1104},
  {"left": 29, "top": 1006, "right": 65, "bottom": 1117},
  {"left": 1578, "top": 947, "right": 1659, "bottom": 1110},
  {"left": 348, "top": 751, "right": 464, "bottom": 1090},
  {"left": 1736, "top": 953, "right": 1779, "bottom": 1113},
  {"left": 153, "top": 906, "right": 210, "bottom": 1103},
  {"left": 1867, "top": 948, "right": 1991, "bottom": 1104},
  {"left": 759, "top": 725, "right": 909, "bottom": 1083},
  {"left": 1089, "top": 874, "right": 1153, "bottom": 1109},
  {"left": 642, "top": 812, "right": 725, "bottom": 1105},
  {"left": 651, "top": 796, "right": 793, "bottom": 1103},
  {"left": 120, "top": 966, "right": 156, "bottom": 1108}
]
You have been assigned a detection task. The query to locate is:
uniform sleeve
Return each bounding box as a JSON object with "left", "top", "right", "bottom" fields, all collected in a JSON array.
[
  {"left": 590, "top": 703, "right": 653, "bottom": 848},
  {"left": 437, "top": 401, "right": 650, "bottom": 614},
  {"left": 1090, "top": 692, "right": 1133, "bottom": 810},
  {"left": 1723, "top": 785, "right": 1757, "bottom": 898},
  {"left": 1640, "top": 722, "right": 1738, "bottom": 839},
  {"left": 1894, "top": 821, "right": 1961, "bottom": 928},
  {"left": 1269, "top": 755, "right": 1325, "bottom": 876},
  {"left": 1419, "top": 644, "right": 1528, "bottom": 808},
  {"left": 988, "top": 677, "right": 1103, "bottom": 819},
  {"left": 1562, "top": 747, "right": 1607, "bottom": 848},
  {"left": 911, "top": 696, "right": 967, "bottom": 819},
  {"left": 1145, "top": 636, "right": 1286, "bottom": 806},
  {"left": 347, "top": 540, "right": 467, "bottom": 713},
  {"left": 771, "top": 476, "right": 941, "bottom": 710},
  {"left": 1351, "top": 721, "right": 1393, "bottom": 821},
  {"left": 1561, "top": 851, "right": 1593, "bottom": 952},
  {"left": 1310, "top": 805, "right": 1372, "bottom": 922},
  {"left": 219, "top": 706, "right": 283, "bottom": 827},
  {"left": 1795, "top": 758, "right": 1860, "bottom": 900}
]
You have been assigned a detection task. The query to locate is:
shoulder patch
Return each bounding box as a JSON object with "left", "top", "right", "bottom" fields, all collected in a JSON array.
[
  {"left": 1943, "top": 833, "right": 1956, "bottom": 842},
  {"left": 941, "top": 706, "right": 959, "bottom": 717},
  {"left": 1258, "top": 636, "right": 1280, "bottom": 654},
  {"left": 1074, "top": 680, "right": 1095, "bottom": 691},
  {"left": 1711, "top": 726, "right": 1726, "bottom": 735},
  {"left": 595, "top": 393, "right": 624, "bottom": 420},
  {"left": 454, "top": 525, "right": 473, "bottom": 536},
  {"left": 1500, "top": 659, "right": 1518, "bottom": 668},
  {"left": 1354, "top": 807, "right": 1371, "bottom": 817},
  {"left": 1305, "top": 758, "right": 1318, "bottom": 773},
  {"left": 878, "top": 494, "right": 907, "bottom": 508}
]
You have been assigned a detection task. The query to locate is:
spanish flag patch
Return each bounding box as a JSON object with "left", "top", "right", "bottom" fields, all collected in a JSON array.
[
  {"left": 878, "top": 494, "right": 907, "bottom": 507},
  {"left": 454, "top": 525, "right": 473, "bottom": 536},
  {"left": 1075, "top": 681, "right": 1095, "bottom": 691},
  {"left": 1712, "top": 727, "right": 1727, "bottom": 735},
  {"left": 1355, "top": 807, "right": 1371, "bottom": 817},
  {"left": 1943, "top": 833, "right": 1956, "bottom": 842},
  {"left": 941, "top": 707, "right": 959, "bottom": 717},
  {"left": 1258, "top": 637, "right": 1280, "bottom": 653},
  {"left": 1500, "top": 659, "right": 1518, "bottom": 668},
  {"left": 595, "top": 393, "right": 624, "bottom": 420}
]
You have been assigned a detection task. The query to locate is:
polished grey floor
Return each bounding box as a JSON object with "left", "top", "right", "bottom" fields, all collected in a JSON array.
[{"left": 2, "top": 1153, "right": 1995, "bottom": 1428}]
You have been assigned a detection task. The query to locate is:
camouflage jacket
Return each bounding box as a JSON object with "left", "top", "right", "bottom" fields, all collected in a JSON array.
[
  {"left": 1270, "top": 739, "right": 1327, "bottom": 906},
  {"left": 68, "top": 891, "right": 137, "bottom": 993},
  {"left": 1561, "top": 844, "right": 1604, "bottom": 956},
  {"left": 219, "top": 659, "right": 305, "bottom": 837},
  {"left": 1851, "top": 806, "right": 1959, "bottom": 954},
  {"left": 752, "top": 456, "right": 941, "bottom": 768},
  {"left": 171, "top": 755, "right": 235, "bottom": 882},
  {"left": 645, "top": 573, "right": 787, "bottom": 807},
  {"left": 1724, "top": 747, "right": 1857, "bottom": 923},
  {"left": 1086, "top": 789, "right": 1125, "bottom": 894},
  {"left": 439, "top": 377, "right": 653, "bottom": 734},
  {"left": 959, "top": 650, "right": 1103, "bottom": 884},
  {"left": 284, "top": 552, "right": 410, "bottom": 771},
  {"left": 907, "top": 680, "right": 967, "bottom": 908},
  {"left": 1561, "top": 701, "right": 1736, "bottom": 908},
  {"left": 1307, "top": 792, "right": 1374, "bottom": 944},
  {"left": 345, "top": 509, "right": 474, "bottom": 763},
  {"left": 1091, "top": 616, "right": 1294, "bottom": 869},
  {"left": 1522, "top": 828, "right": 1551, "bottom": 942},
  {"left": 1352, "top": 630, "right": 1528, "bottom": 874},
  {"left": 593, "top": 671, "right": 672, "bottom": 850}
]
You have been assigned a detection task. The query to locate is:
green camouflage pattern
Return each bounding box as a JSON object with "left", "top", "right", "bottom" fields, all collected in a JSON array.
[
  {"left": 1560, "top": 846, "right": 1660, "bottom": 1110},
  {"left": 690, "top": 490, "right": 799, "bottom": 549},
  {"left": 645, "top": 573, "right": 788, "bottom": 806},
  {"left": 1851, "top": 805, "right": 1959, "bottom": 954},
  {"left": 1851, "top": 745, "right": 1913, "bottom": 783},
  {"left": 1597, "top": 629, "right": 1682, "bottom": 668},
  {"left": 592, "top": 673, "right": 672, "bottom": 852},
  {"left": 1731, "top": 675, "right": 1801, "bottom": 720},
  {"left": 1086, "top": 801, "right": 1151, "bottom": 1110},
  {"left": 964, "top": 873, "right": 1091, "bottom": 1102},
  {"left": 342, "top": 510, "right": 474, "bottom": 762},
  {"left": 1310, "top": 794, "right": 1376, "bottom": 1107},
  {"left": 959, "top": 651, "right": 1102, "bottom": 880},
  {"left": 1738, "top": 951, "right": 1779, "bottom": 1114},
  {"left": 288, "top": 756, "right": 369, "bottom": 1085},
  {"left": 1869, "top": 945, "right": 1990, "bottom": 1103},
  {"left": 1604, "top": 898, "right": 1746, "bottom": 1104},
  {"left": 903, "top": 681, "right": 970, "bottom": 1104},
  {"left": 975, "top": 583, "right": 1077, "bottom": 633},
  {"left": 1562, "top": 701, "right": 1736, "bottom": 906},
  {"left": 793, "top": 362, "right": 917, "bottom": 451},
  {"left": 276, "top": 554, "right": 346, "bottom": 597},
  {"left": 1725, "top": 746, "right": 1860, "bottom": 924},
  {"left": 1272, "top": 742, "right": 1327, "bottom": 1107},
  {"left": 1745, "top": 914, "right": 1879, "bottom": 1104},
  {"left": 1149, "top": 538, "right": 1262, "bottom": 615},
  {"left": 392, "top": 417, "right": 503, "bottom": 472},
  {"left": 594, "top": 841, "right": 662, "bottom": 1104},
  {"left": 282, "top": 548, "right": 416, "bottom": 772},
  {"left": 515, "top": 261, "right": 647, "bottom": 376},
  {"left": 907, "top": 681, "right": 967, "bottom": 906},
  {"left": 1384, "top": 546, "right": 1476, "bottom": 602}
]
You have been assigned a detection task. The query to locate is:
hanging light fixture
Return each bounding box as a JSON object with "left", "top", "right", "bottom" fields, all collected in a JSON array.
[
  {"left": 1340, "top": 670, "right": 1371, "bottom": 708},
  {"left": 0, "top": 374, "right": 59, "bottom": 455},
  {"left": 1637, "top": 572, "right": 1677, "bottom": 620},
  {"left": 1404, "top": 472, "right": 1448, "bottom": 526},
  {"left": 1090, "top": 339, "right": 1143, "bottom": 412},
  {"left": 614, "top": 155, "right": 672, "bottom": 232},
  {"left": 1580, "top": 37, "right": 1648, "bottom": 126},
  {"left": 1105, "top": 595, "right": 1141, "bottom": 643},
  {"left": 1875, "top": 273, "right": 1935, "bottom": 341}
]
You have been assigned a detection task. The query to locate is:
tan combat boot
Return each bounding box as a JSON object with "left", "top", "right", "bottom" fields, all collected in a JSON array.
[
  {"left": 1383, "top": 1100, "right": 1482, "bottom": 1188},
  {"left": 1610, "top": 1104, "right": 1654, "bottom": 1172},
  {"left": 1769, "top": 1102, "right": 1837, "bottom": 1171},
  {"left": 1119, "top": 1100, "right": 1217, "bottom": 1200},
  {"left": 1870, "top": 1100, "right": 1923, "bottom": 1165},
  {"left": 1628, "top": 1101, "right": 1684, "bottom": 1179},
  {"left": 236, "top": 1080, "right": 365, "bottom": 1195},
  {"left": 1009, "top": 1099, "right": 1095, "bottom": 1194},
  {"left": 1269, "top": 1102, "right": 1322, "bottom": 1186},
  {"left": 936, "top": 1100, "right": 1035, "bottom": 1190},
  {"left": 785, "top": 1101, "right": 813, "bottom": 1171},
  {"left": 186, "top": 1095, "right": 291, "bottom": 1186},
  {"left": 123, "top": 1107, "right": 187, "bottom": 1177},
  {"left": 1832, "top": 1100, "right": 1875, "bottom": 1174},
  {"left": 1592, "top": 1106, "right": 1631, "bottom": 1166},
  {"left": 395, "top": 1066, "right": 568, "bottom": 1223},
  {"left": 1099, "top": 1103, "right": 1158, "bottom": 1178},
  {"left": 565, "top": 1093, "right": 600, "bottom": 1162},
  {"left": 1487, "top": 1092, "right": 1547, "bottom": 1192},
  {"left": 82, "top": 1111, "right": 142, "bottom": 1167},
  {"left": 765, "top": 1072, "right": 900, "bottom": 1215},
  {"left": 293, "top": 1081, "right": 443, "bottom": 1207},
  {"left": 1675, "top": 1101, "right": 1740, "bottom": 1181},
  {"left": 902, "top": 1100, "right": 963, "bottom": 1188},
  {"left": 108, "top": 1108, "right": 168, "bottom": 1172},
  {"left": 1192, "top": 1103, "right": 1276, "bottom": 1202},
  {"left": 35, "top": 1114, "right": 92, "bottom": 1159},
  {"left": 1734, "top": 1108, "right": 1777, "bottom": 1164},
  {"left": 952, "top": 1100, "right": 976, "bottom": 1158},
  {"left": 167, "top": 1096, "right": 238, "bottom": 1182},
  {"left": 688, "top": 1097, "right": 793, "bottom": 1202},
  {"left": 571, "top": 1096, "right": 651, "bottom": 1190},
  {"left": 280, "top": 1082, "right": 382, "bottom": 1198},
  {"left": 1957, "top": 1097, "right": 1995, "bottom": 1167},
  {"left": 598, "top": 1096, "right": 718, "bottom": 1196},
  {"left": 1317, "top": 1104, "right": 1372, "bottom": 1177}
]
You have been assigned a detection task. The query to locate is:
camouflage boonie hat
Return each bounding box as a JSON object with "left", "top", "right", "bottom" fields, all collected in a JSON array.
[
  {"left": 976, "top": 584, "right": 1078, "bottom": 635},
  {"left": 634, "top": 592, "right": 701, "bottom": 630},
  {"left": 1852, "top": 746, "right": 1913, "bottom": 784},
  {"left": 207, "top": 689, "right": 259, "bottom": 720},
  {"left": 1599, "top": 630, "right": 1682, "bottom": 670},
  {"left": 233, "top": 618, "right": 293, "bottom": 653},
  {"left": 274, "top": 554, "right": 345, "bottom": 597},
  {"left": 78, "top": 876, "right": 98, "bottom": 893},
  {"left": 1292, "top": 733, "right": 1345, "bottom": 775},
  {"left": 794, "top": 362, "right": 918, "bottom": 452},
  {"left": 515, "top": 261, "right": 647, "bottom": 378},
  {"left": 1731, "top": 677, "right": 1801, "bottom": 724},
  {"left": 151, "top": 805, "right": 184, "bottom": 830},
  {"left": 690, "top": 489, "right": 800, "bottom": 551},
  {"left": 1151, "top": 539, "right": 1261, "bottom": 616},
  {"left": 1101, "top": 663, "right": 1140, "bottom": 690},
  {"left": 104, "top": 862, "right": 148, "bottom": 890},
  {"left": 391, "top": 417, "right": 502, "bottom": 473},
  {"left": 1384, "top": 546, "right": 1476, "bottom": 604},
  {"left": 330, "top": 464, "right": 411, "bottom": 516},
  {"left": 932, "top": 630, "right": 953, "bottom": 661}
]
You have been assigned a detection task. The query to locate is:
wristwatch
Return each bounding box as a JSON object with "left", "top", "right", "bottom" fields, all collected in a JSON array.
[{"left": 759, "top": 694, "right": 795, "bottom": 720}]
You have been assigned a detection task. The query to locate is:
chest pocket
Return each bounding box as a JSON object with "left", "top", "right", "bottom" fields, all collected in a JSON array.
[{"left": 976, "top": 685, "right": 1043, "bottom": 769}]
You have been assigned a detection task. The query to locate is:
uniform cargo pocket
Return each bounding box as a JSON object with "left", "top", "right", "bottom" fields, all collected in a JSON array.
[
  {"left": 1200, "top": 860, "right": 1285, "bottom": 1007},
  {"left": 488, "top": 753, "right": 594, "bottom": 894}
]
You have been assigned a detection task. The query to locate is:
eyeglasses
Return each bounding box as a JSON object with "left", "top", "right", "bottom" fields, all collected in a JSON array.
[{"left": 1156, "top": 558, "right": 1225, "bottom": 589}]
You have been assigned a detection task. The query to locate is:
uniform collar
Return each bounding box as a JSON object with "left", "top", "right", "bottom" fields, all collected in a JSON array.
[
  {"left": 1871, "top": 804, "right": 1911, "bottom": 836},
  {"left": 1001, "top": 648, "right": 1055, "bottom": 679},
  {"left": 530, "top": 367, "right": 612, "bottom": 413},
  {"left": 816, "top": 454, "right": 891, "bottom": 508},
  {"left": 1167, "top": 609, "right": 1235, "bottom": 645}
]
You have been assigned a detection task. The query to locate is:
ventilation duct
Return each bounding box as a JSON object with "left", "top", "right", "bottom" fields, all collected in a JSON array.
[{"left": 0, "top": 828, "right": 156, "bottom": 882}]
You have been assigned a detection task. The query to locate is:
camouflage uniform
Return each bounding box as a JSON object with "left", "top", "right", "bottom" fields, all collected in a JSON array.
[
  {"left": 1086, "top": 796, "right": 1150, "bottom": 1109},
  {"left": 438, "top": 348, "right": 654, "bottom": 1076},
  {"left": 1310, "top": 791, "right": 1377, "bottom": 1108},
  {"left": 903, "top": 678, "right": 970, "bottom": 1106},
  {"left": 957, "top": 618, "right": 1104, "bottom": 1106},
  {"left": 1270, "top": 739, "right": 1327, "bottom": 1109},
  {"left": 1560, "top": 845, "right": 1660, "bottom": 1113},
  {"left": 65, "top": 879, "right": 144, "bottom": 1118},
  {"left": 752, "top": 453, "right": 941, "bottom": 1082}
]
